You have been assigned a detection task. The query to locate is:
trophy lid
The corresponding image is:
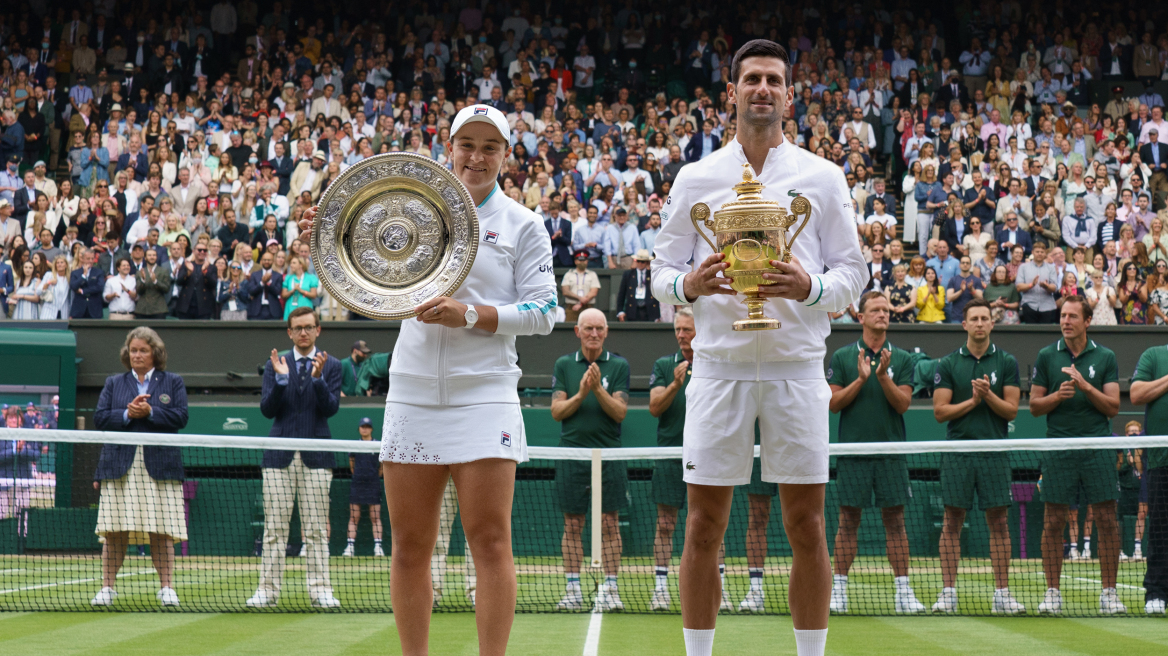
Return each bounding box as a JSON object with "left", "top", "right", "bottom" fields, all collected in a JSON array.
[{"left": 716, "top": 163, "right": 784, "bottom": 215}]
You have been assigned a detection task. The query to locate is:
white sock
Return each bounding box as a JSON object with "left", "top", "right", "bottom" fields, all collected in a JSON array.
[
  {"left": 942, "top": 586, "right": 956, "bottom": 596},
  {"left": 894, "top": 575, "right": 910, "bottom": 592},
  {"left": 566, "top": 574, "right": 580, "bottom": 591},
  {"left": 995, "top": 587, "right": 1009, "bottom": 595},
  {"left": 655, "top": 567, "right": 669, "bottom": 590},
  {"left": 793, "top": 628, "right": 828, "bottom": 656},
  {"left": 749, "top": 568, "right": 764, "bottom": 592},
  {"left": 719, "top": 563, "right": 726, "bottom": 589},
  {"left": 605, "top": 575, "right": 618, "bottom": 589},
  {"left": 1135, "top": 540, "right": 1142, "bottom": 550},
  {"left": 833, "top": 574, "right": 847, "bottom": 588},
  {"left": 683, "top": 628, "right": 715, "bottom": 656},
  {"left": 346, "top": 538, "right": 355, "bottom": 546}
]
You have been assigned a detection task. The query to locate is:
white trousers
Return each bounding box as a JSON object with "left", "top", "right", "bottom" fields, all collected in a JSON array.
[{"left": 257, "top": 453, "right": 334, "bottom": 599}]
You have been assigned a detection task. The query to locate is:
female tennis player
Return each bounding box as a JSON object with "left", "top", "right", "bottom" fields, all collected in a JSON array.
[{"left": 300, "top": 105, "right": 557, "bottom": 655}]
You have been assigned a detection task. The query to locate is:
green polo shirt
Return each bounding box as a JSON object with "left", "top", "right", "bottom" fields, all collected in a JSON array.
[
  {"left": 355, "top": 353, "right": 390, "bottom": 395},
  {"left": 650, "top": 351, "right": 691, "bottom": 447},
  {"left": 826, "top": 339, "right": 915, "bottom": 443},
  {"left": 935, "top": 343, "right": 1020, "bottom": 440},
  {"left": 1032, "top": 338, "right": 1119, "bottom": 438},
  {"left": 553, "top": 350, "right": 630, "bottom": 448},
  {"left": 1131, "top": 345, "right": 1168, "bottom": 470}
]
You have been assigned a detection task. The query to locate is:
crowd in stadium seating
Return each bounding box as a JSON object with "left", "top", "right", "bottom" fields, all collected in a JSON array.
[{"left": 1, "top": 3, "right": 1168, "bottom": 324}]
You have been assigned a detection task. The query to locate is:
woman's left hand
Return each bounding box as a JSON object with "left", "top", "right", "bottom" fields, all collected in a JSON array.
[{"left": 414, "top": 296, "right": 468, "bottom": 327}]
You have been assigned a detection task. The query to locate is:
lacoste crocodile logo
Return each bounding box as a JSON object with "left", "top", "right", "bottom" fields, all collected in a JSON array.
[
  {"left": 787, "top": 189, "right": 801, "bottom": 198},
  {"left": 686, "top": 461, "right": 695, "bottom": 471}
]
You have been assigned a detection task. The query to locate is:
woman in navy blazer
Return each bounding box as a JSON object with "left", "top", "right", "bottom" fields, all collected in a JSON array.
[{"left": 92, "top": 327, "right": 189, "bottom": 608}]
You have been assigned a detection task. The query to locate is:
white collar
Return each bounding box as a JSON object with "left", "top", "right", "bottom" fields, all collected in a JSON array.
[{"left": 293, "top": 347, "right": 318, "bottom": 362}]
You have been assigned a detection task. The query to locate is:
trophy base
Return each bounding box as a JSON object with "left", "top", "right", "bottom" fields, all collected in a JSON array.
[{"left": 733, "top": 317, "right": 781, "bottom": 331}]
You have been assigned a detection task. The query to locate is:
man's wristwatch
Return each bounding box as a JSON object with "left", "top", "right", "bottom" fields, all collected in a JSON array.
[{"left": 463, "top": 305, "right": 478, "bottom": 329}]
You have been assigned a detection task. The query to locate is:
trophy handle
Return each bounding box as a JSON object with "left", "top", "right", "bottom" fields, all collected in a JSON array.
[
  {"left": 690, "top": 203, "right": 717, "bottom": 252},
  {"left": 784, "top": 196, "right": 813, "bottom": 261}
]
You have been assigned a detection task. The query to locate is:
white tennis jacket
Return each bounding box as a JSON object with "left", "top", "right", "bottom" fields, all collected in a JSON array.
[
  {"left": 651, "top": 138, "right": 868, "bottom": 381},
  {"left": 388, "top": 185, "right": 558, "bottom": 405}
]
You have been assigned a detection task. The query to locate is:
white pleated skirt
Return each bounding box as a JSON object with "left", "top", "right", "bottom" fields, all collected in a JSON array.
[
  {"left": 95, "top": 446, "right": 187, "bottom": 543},
  {"left": 379, "top": 402, "right": 529, "bottom": 465}
]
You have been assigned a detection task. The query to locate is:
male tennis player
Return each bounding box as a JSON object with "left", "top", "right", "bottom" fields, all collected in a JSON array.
[
  {"left": 651, "top": 39, "right": 867, "bottom": 656},
  {"left": 1030, "top": 296, "right": 1124, "bottom": 614}
]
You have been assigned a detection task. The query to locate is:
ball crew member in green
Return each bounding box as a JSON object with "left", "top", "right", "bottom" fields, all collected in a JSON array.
[
  {"left": 1030, "top": 295, "right": 1124, "bottom": 615},
  {"left": 930, "top": 298, "right": 1025, "bottom": 615},
  {"left": 551, "top": 308, "right": 630, "bottom": 612},
  {"left": 1129, "top": 344, "right": 1168, "bottom": 615},
  {"left": 826, "top": 291, "right": 925, "bottom": 615}
]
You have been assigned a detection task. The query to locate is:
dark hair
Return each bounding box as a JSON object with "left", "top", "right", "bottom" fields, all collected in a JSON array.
[
  {"left": 962, "top": 297, "right": 992, "bottom": 319},
  {"left": 287, "top": 306, "right": 319, "bottom": 329},
  {"left": 730, "top": 39, "right": 790, "bottom": 85},
  {"left": 857, "top": 290, "right": 886, "bottom": 313},
  {"left": 1060, "top": 294, "right": 1090, "bottom": 316}
]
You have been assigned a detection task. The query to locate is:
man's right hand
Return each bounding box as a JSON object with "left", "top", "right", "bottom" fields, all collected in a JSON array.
[
  {"left": 298, "top": 205, "right": 318, "bottom": 233},
  {"left": 672, "top": 360, "right": 689, "bottom": 386},
  {"left": 270, "top": 349, "right": 289, "bottom": 375},
  {"left": 682, "top": 252, "right": 736, "bottom": 301}
]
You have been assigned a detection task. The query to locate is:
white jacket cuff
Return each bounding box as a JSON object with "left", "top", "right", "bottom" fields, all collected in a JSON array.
[
  {"left": 495, "top": 299, "right": 558, "bottom": 336},
  {"left": 801, "top": 274, "right": 825, "bottom": 308}
]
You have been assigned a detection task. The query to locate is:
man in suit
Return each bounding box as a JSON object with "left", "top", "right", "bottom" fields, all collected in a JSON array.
[
  {"left": 615, "top": 250, "right": 660, "bottom": 322},
  {"left": 1139, "top": 128, "right": 1168, "bottom": 209},
  {"left": 684, "top": 119, "right": 720, "bottom": 162},
  {"left": 168, "top": 167, "right": 206, "bottom": 218},
  {"left": 117, "top": 135, "right": 149, "bottom": 183},
  {"left": 26, "top": 48, "right": 49, "bottom": 87},
  {"left": 69, "top": 248, "right": 106, "bottom": 318},
  {"left": 995, "top": 212, "right": 1033, "bottom": 257},
  {"left": 1024, "top": 159, "right": 1048, "bottom": 199},
  {"left": 935, "top": 73, "right": 970, "bottom": 109},
  {"left": 269, "top": 141, "right": 294, "bottom": 196},
  {"left": 546, "top": 211, "right": 574, "bottom": 267},
  {"left": 248, "top": 307, "right": 342, "bottom": 609},
  {"left": 97, "top": 234, "right": 130, "bottom": 276},
  {"left": 995, "top": 179, "right": 1034, "bottom": 228},
  {"left": 686, "top": 30, "right": 715, "bottom": 92},
  {"left": 12, "top": 171, "right": 43, "bottom": 229},
  {"left": 173, "top": 241, "right": 217, "bottom": 319},
  {"left": 245, "top": 250, "right": 284, "bottom": 320},
  {"left": 0, "top": 254, "right": 12, "bottom": 319},
  {"left": 864, "top": 242, "right": 894, "bottom": 292},
  {"left": 308, "top": 84, "right": 349, "bottom": 122},
  {"left": 863, "top": 178, "right": 897, "bottom": 217},
  {"left": 289, "top": 151, "right": 327, "bottom": 202}
]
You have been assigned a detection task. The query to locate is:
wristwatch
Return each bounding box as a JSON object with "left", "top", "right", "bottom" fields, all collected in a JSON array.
[{"left": 463, "top": 305, "right": 478, "bottom": 329}]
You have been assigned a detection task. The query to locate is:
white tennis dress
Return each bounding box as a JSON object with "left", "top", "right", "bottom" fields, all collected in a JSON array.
[
  {"left": 650, "top": 137, "right": 868, "bottom": 486},
  {"left": 380, "top": 184, "right": 558, "bottom": 465}
]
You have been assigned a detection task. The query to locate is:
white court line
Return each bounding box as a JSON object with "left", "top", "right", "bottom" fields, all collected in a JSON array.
[
  {"left": 0, "top": 569, "right": 152, "bottom": 595},
  {"left": 1061, "top": 574, "right": 1145, "bottom": 591},
  {"left": 583, "top": 611, "right": 603, "bottom": 656},
  {"left": 0, "top": 569, "right": 24, "bottom": 574}
]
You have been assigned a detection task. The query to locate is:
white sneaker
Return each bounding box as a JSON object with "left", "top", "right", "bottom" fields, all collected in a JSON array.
[
  {"left": 593, "top": 582, "right": 624, "bottom": 612},
  {"left": 312, "top": 592, "right": 341, "bottom": 609},
  {"left": 1038, "top": 588, "right": 1063, "bottom": 615},
  {"left": 341, "top": 544, "right": 355, "bottom": 557},
  {"left": 556, "top": 586, "right": 583, "bottom": 611},
  {"left": 157, "top": 587, "right": 180, "bottom": 607},
  {"left": 1120, "top": 551, "right": 1130, "bottom": 561},
  {"left": 296, "top": 544, "right": 306, "bottom": 558},
  {"left": 895, "top": 588, "right": 926, "bottom": 614},
  {"left": 719, "top": 586, "right": 733, "bottom": 612},
  {"left": 1099, "top": 588, "right": 1127, "bottom": 615},
  {"left": 931, "top": 588, "right": 957, "bottom": 614},
  {"left": 373, "top": 543, "right": 385, "bottom": 557},
  {"left": 651, "top": 587, "right": 671, "bottom": 611},
  {"left": 1082, "top": 544, "right": 1092, "bottom": 560},
  {"left": 992, "top": 589, "right": 1026, "bottom": 615},
  {"left": 432, "top": 589, "right": 443, "bottom": 609},
  {"left": 829, "top": 583, "right": 848, "bottom": 614},
  {"left": 738, "top": 588, "right": 765, "bottom": 613},
  {"left": 1133, "top": 546, "right": 1145, "bottom": 562},
  {"left": 91, "top": 586, "right": 117, "bottom": 606},
  {"left": 246, "top": 590, "right": 276, "bottom": 608},
  {"left": 1146, "top": 599, "right": 1166, "bottom": 615},
  {"left": 1068, "top": 546, "right": 1081, "bottom": 560}
]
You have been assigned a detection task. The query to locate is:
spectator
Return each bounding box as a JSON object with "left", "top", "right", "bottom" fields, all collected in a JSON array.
[
  {"left": 996, "top": 213, "right": 1032, "bottom": 257},
  {"left": 1117, "top": 261, "right": 1149, "bottom": 324},
  {"left": 984, "top": 265, "right": 1022, "bottom": 324},
  {"left": 102, "top": 257, "right": 137, "bottom": 319},
  {"left": 945, "top": 255, "right": 985, "bottom": 322},
  {"left": 281, "top": 254, "right": 318, "bottom": 320},
  {"left": 174, "top": 241, "right": 217, "bottom": 319},
  {"left": 133, "top": 247, "right": 170, "bottom": 320},
  {"left": 1016, "top": 242, "right": 1061, "bottom": 323},
  {"left": 615, "top": 250, "right": 659, "bottom": 322},
  {"left": 68, "top": 247, "right": 104, "bottom": 318},
  {"left": 925, "top": 240, "right": 960, "bottom": 287},
  {"left": 915, "top": 267, "right": 946, "bottom": 324},
  {"left": 217, "top": 260, "right": 251, "bottom": 321},
  {"left": 91, "top": 327, "right": 188, "bottom": 607},
  {"left": 245, "top": 250, "right": 283, "bottom": 320},
  {"left": 604, "top": 208, "right": 640, "bottom": 269}
]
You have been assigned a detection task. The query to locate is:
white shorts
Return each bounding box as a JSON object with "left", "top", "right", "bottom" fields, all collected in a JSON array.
[
  {"left": 682, "top": 377, "right": 830, "bottom": 486},
  {"left": 379, "top": 402, "right": 529, "bottom": 465}
]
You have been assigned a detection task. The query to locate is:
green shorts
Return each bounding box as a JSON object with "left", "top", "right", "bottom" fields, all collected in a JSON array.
[
  {"left": 1040, "top": 450, "right": 1120, "bottom": 506},
  {"left": 652, "top": 459, "right": 687, "bottom": 508},
  {"left": 941, "top": 452, "right": 1014, "bottom": 510},
  {"left": 556, "top": 459, "right": 629, "bottom": 515},
  {"left": 743, "top": 457, "right": 778, "bottom": 497},
  {"left": 836, "top": 456, "right": 911, "bottom": 509}
]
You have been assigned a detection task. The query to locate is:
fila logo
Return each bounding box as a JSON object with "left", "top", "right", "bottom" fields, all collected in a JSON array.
[
  {"left": 484, "top": 231, "right": 499, "bottom": 243},
  {"left": 474, "top": 106, "right": 489, "bottom": 115},
  {"left": 500, "top": 431, "right": 512, "bottom": 447}
]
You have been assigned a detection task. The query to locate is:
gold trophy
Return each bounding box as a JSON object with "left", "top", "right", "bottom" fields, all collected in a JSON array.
[{"left": 690, "top": 164, "right": 812, "bottom": 331}]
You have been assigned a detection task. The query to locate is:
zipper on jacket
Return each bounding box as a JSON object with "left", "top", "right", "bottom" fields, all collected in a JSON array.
[
  {"left": 755, "top": 332, "right": 762, "bottom": 382},
  {"left": 437, "top": 326, "right": 448, "bottom": 404}
]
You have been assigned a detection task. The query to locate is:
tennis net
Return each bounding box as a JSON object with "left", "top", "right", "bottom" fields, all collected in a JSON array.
[{"left": 0, "top": 427, "right": 1163, "bottom": 616}]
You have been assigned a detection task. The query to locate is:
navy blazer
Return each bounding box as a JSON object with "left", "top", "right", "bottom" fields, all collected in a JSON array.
[
  {"left": 545, "top": 217, "right": 574, "bottom": 267},
  {"left": 69, "top": 266, "right": 106, "bottom": 318},
  {"left": 0, "top": 439, "right": 40, "bottom": 478},
  {"left": 0, "top": 262, "right": 13, "bottom": 307},
  {"left": 259, "top": 350, "right": 342, "bottom": 469},
  {"left": 93, "top": 370, "right": 189, "bottom": 481},
  {"left": 244, "top": 268, "right": 284, "bottom": 318},
  {"left": 995, "top": 226, "right": 1034, "bottom": 257},
  {"left": 117, "top": 151, "right": 149, "bottom": 182},
  {"left": 685, "top": 133, "right": 720, "bottom": 162}
]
